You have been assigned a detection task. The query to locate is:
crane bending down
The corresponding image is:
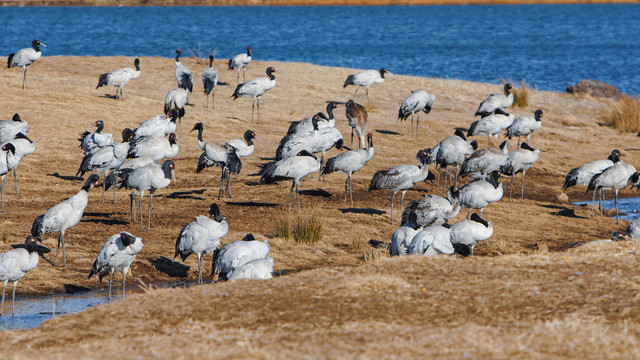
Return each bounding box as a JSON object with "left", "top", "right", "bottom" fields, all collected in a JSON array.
[
  {"left": 88, "top": 232, "right": 143, "bottom": 300},
  {"left": 1, "top": 236, "right": 44, "bottom": 316}
]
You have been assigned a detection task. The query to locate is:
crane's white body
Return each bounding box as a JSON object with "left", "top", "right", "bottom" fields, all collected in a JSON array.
[
  {"left": 82, "top": 131, "right": 114, "bottom": 155},
  {"left": 390, "top": 222, "right": 423, "bottom": 256},
  {"left": 449, "top": 218, "right": 493, "bottom": 256},
  {"left": 475, "top": 86, "right": 513, "bottom": 116},
  {"left": 460, "top": 143, "right": 509, "bottom": 180},
  {"left": 468, "top": 114, "right": 515, "bottom": 145},
  {"left": 96, "top": 58, "right": 140, "bottom": 100},
  {"left": 0, "top": 115, "right": 29, "bottom": 144},
  {"left": 436, "top": 133, "right": 475, "bottom": 188},
  {"left": 323, "top": 137, "right": 374, "bottom": 204},
  {"left": 214, "top": 239, "right": 270, "bottom": 280},
  {"left": 589, "top": 162, "right": 638, "bottom": 223},
  {"left": 501, "top": 145, "right": 540, "bottom": 202},
  {"left": 232, "top": 67, "right": 276, "bottom": 123},
  {"left": 506, "top": 112, "right": 542, "bottom": 145},
  {"left": 8, "top": 40, "right": 46, "bottom": 89},
  {"left": 401, "top": 191, "right": 461, "bottom": 228},
  {"left": 229, "top": 47, "right": 252, "bottom": 82},
  {"left": 133, "top": 114, "right": 176, "bottom": 139},
  {"left": 89, "top": 232, "right": 143, "bottom": 299},
  {"left": 0, "top": 239, "right": 40, "bottom": 316},
  {"left": 227, "top": 257, "right": 274, "bottom": 280},
  {"left": 407, "top": 225, "right": 454, "bottom": 256},
  {"left": 128, "top": 135, "right": 178, "bottom": 160},
  {"left": 456, "top": 174, "right": 503, "bottom": 218},
  {"left": 125, "top": 161, "right": 174, "bottom": 230},
  {"left": 225, "top": 138, "right": 254, "bottom": 158},
  {"left": 398, "top": 90, "right": 435, "bottom": 135}
]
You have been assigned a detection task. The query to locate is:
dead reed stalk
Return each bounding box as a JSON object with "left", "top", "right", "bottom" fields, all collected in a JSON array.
[{"left": 607, "top": 95, "right": 640, "bottom": 133}]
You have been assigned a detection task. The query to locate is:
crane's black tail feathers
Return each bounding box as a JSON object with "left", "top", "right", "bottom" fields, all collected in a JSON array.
[
  {"left": 343, "top": 75, "right": 355, "bottom": 88},
  {"left": 467, "top": 121, "right": 479, "bottom": 137},
  {"left": 203, "top": 78, "right": 214, "bottom": 96},
  {"left": 586, "top": 173, "right": 602, "bottom": 193},
  {"left": 178, "top": 73, "right": 193, "bottom": 93},
  {"left": 321, "top": 156, "right": 338, "bottom": 175},
  {"left": 562, "top": 167, "right": 580, "bottom": 191},
  {"left": 6, "top": 53, "right": 15, "bottom": 68},
  {"left": 31, "top": 214, "right": 45, "bottom": 237},
  {"left": 231, "top": 83, "right": 243, "bottom": 100},
  {"left": 96, "top": 73, "right": 109, "bottom": 89}
]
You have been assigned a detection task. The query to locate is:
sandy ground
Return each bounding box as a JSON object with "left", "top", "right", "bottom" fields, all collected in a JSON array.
[{"left": 1, "top": 56, "right": 639, "bottom": 358}]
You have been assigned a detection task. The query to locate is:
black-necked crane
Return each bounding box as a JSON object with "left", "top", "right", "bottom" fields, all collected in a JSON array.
[
  {"left": 468, "top": 113, "right": 514, "bottom": 146},
  {"left": 227, "top": 257, "right": 274, "bottom": 280},
  {"left": 213, "top": 233, "right": 270, "bottom": 281},
  {"left": 260, "top": 150, "right": 321, "bottom": 212},
  {"left": 79, "top": 120, "right": 114, "bottom": 155},
  {"left": 132, "top": 110, "right": 178, "bottom": 140},
  {"left": 436, "top": 130, "right": 478, "bottom": 191},
  {"left": 460, "top": 140, "right": 509, "bottom": 180},
  {"left": 322, "top": 132, "right": 374, "bottom": 205},
  {"left": 3, "top": 133, "right": 35, "bottom": 198},
  {"left": 0, "top": 236, "right": 44, "bottom": 316},
  {"left": 103, "top": 155, "right": 156, "bottom": 218},
  {"left": 121, "top": 160, "right": 175, "bottom": 230},
  {"left": 96, "top": 58, "right": 141, "bottom": 101},
  {"left": 475, "top": 83, "right": 513, "bottom": 117},
  {"left": 164, "top": 88, "right": 189, "bottom": 135},
  {"left": 500, "top": 142, "right": 540, "bottom": 202},
  {"left": 127, "top": 133, "right": 179, "bottom": 161},
  {"left": 407, "top": 225, "right": 454, "bottom": 256},
  {"left": 287, "top": 103, "right": 337, "bottom": 135},
  {"left": 390, "top": 212, "right": 422, "bottom": 256},
  {"left": 368, "top": 148, "right": 433, "bottom": 223},
  {"left": 1, "top": 144, "right": 18, "bottom": 212},
  {"left": 202, "top": 55, "right": 225, "bottom": 108},
  {"left": 174, "top": 49, "right": 193, "bottom": 93},
  {"left": 562, "top": 149, "right": 621, "bottom": 192},
  {"left": 7, "top": 40, "right": 46, "bottom": 90},
  {"left": 228, "top": 46, "right": 252, "bottom": 82},
  {"left": 225, "top": 130, "right": 258, "bottom": 158},
  {"left": 343, "top": 67, "right": 388, "bottom": 102},
  {"left": 174, "top": 203, "right": 228, "bottom": 284},
  {"left": 456, "top": 170, "right": 503, "bottom": 219},
  {"left": 398, "top": 90, "right": 436, "bottom": 136},
  {"left": 0, "top": 114, "right": 29, "bottom": 144},
  {"left": 506, "top": 109, "right": 543, "bottom": 146},
  {"left": 587, "top": 162, "right": 638, "bottom": 224},
  {"left": 345, "top": 99, "right": 368, "bottom": 148},
  {"left": 191, "top": 123, "right": 242, "bottom": 199},
  {"left": 401, "top": 186, "right": 461, "bottom": 228},
  {"left": 231, "top": 66, "right": 276, "bottom": 123},
  {"left": 88, "top": 232, "right": 143, "bottom": 300},
  {"left": 31, "top": 174, "right": 102, "bottom": 267},
  {"left": 77, "top": 129, "right": 133, "bottom": 203},
  {"left": 449, "top": 213, "right": 493, "bottom": 256},
  {"left": 276, "top": 114, "right": 324, "bottom": 160}
]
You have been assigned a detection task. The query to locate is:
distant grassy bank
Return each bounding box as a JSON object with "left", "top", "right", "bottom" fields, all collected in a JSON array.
[{"left": 2, "top": 0, "right": 638, "bottom": 6}]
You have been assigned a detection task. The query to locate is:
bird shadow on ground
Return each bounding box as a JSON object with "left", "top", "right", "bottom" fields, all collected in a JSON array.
[
  {"left": 48, "top": 172, "right": 83, "bottom": 182},
  {"left": 65, "top": 284, "right": 91, "bottom": 294},
  {"left": 368, "top": 239, "right": 389, "bottom": 248},
  {"left": 244, "top": 181, "right": 262, "bottom": 186},
  {"left": 339, "top": 207, "right": 386, "bottom": 215},
  {"left": 150, "top": 257, "right": 189, "bottom": 278},
  {"left": 166, "top": 188, "right": 207, "bottom": 200},
  {"left": 539, "top": 204, "right": 588, "bottom": 219},
  {"left": 455, "top": 127, "right": 469, "bottom": 133},
  {"left": 99, "top": 94, "right": 118, "bottom": 100},
  {"left": 374, "top": 129, "right": 402, "bottom": 136},
  {"left": 82, "top": 212, "right": 129, "bottom": 225},
  {"left": 299, "top": 188, "right": 332, "bottom": 197},
  {"left": 226, "top": 201, "right": 279, "bottom": 207},
  {"left": 259, "top": 157, "right": 276, "bottom": 161}
]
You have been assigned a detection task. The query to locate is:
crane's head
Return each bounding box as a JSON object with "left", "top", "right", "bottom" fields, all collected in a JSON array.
[
  {"left": 2, "top": 143, "right": 16, "bottom": 155},
  {"left": 32, "top": 40, "right": 46, "bottom": 48}
]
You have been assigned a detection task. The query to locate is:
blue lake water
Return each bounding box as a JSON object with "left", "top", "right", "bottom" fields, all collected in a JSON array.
[
  {"left": 574, "top": 197, "right": 640, "bottom": 221},
  {"left": 1, "top": 5, "right": 639, "bottom": 94}
]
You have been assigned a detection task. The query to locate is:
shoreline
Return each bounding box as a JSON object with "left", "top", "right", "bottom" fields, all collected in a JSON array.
[{"left": 1, "top": 0, "right": 638, "bottom": 6}]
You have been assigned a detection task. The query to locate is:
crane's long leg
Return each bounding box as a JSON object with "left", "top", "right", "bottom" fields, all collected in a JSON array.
[
  {"left": 352, "top": 86, "right": 360, "bottom": 100},
  {"left": 289, "top": 181, "right": 295, "bottom": 212},
  {"left": 251, "top": 97, "right": 255, "bottom": 124},
  {"left": 13, "top": 168, "right": 19, "bottom": 197},
  {"left": 257, "top": 96, "right": 261, "bottom": 123},
  {"left": 350, "top": 128, "right": 354, "bottom": 147},
  {"left": 197, "top": 253, "right": 203, "bottom": 285},
  {"left": 212, "top": 91, "right": 216, "bottom": 109},
  {"left": 591, "top": 187, "right": 597, "bottom": 216},
  {"left": 296, "top": 182, "right": 301, "bottom": 213},
  {"left": 226, "top": 169, "right": 232, "bottom": 198},
  {"left": 11, "top": 280, "right": 17, "bottom": 316},
  {"left": 601, "top": 189, "right": 606, "bottom": 216},
  {"left": 147, "top": 191, "right": 154, "bottom": 230},
  {"left": 113, "top": 186, "right": 117, "bottom": 204},
  {"left": 365, "top": 88, "right": 370, "bottom": 103},
  {"left": 390, "top": 191, "right": 398, "bottom": 224},
  {"left": 348, "top": 173, "right": 354, "bottom": 205},
  {"left": 615, "top": 189, "right": 620, "bottom": 225},
  {"left": 237, "top": 70, "right": 240, "bottom": 83},
  {"left": 416, "top": 113, "right": 421, "bottom": 137},
  {"left": 122, "top": 267, "right": 128, "bottom": 298},
  {"left": 455, "top": 164, "right": 460, "bottom": 187},
  {"left": 467, "top": 208, "right": 472, "bottom": 220},
  {"left": 139, "top": 191, "right": 145, "bottom": 230},
  {"left": 443, "top": 166, "right": 448, "bottom": 196},
  {"left": 242, "top": 67, "right": 246, "bottom": 82},
  {"left": 400, "top": 190, "right": 407, "bottom": 213},
  {"left": 218, "top": 168, "right": 225, "bottom": 199},
  {"left": 344, "top": 177, "right": 348, "bottom": 203},
  {"left": 521, "top": 170, "right": 526, "bottom": 203},
  {"left": 129, "top": 190, "right": 136, "bottom": 221},
  {"left": 1, "top": 280, "right": 6, "bottom": 316},
  {"left": 108, "top": 269, "right": 114, "bottom": 301},
  {"left": 22, "top": 66, "right": 28, "bottom": 90},
  {"left": 410, "top": 112, "right": 414, "bottom": 136}
]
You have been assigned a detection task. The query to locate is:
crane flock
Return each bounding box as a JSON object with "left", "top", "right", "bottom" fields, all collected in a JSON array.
[{"left": 1, "top": 40, "right": 638, "bottom": 316}]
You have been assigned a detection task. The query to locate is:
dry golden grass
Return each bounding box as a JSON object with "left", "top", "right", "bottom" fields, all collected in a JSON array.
[
  {"left": 1, "top": 56, "right": 640, "bottom": 358},
  {"left": 607, "top": 95, "right": 640, "bottom": 133},
  {"left": 273, "top": 210, "right": 323, "bottom": 244},
  {"left": 512, "top": 78, "right": 530, "bottom": 108}
]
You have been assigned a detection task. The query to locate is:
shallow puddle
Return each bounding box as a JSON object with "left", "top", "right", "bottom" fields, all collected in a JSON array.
[{"left": 573, "top": 197, "right": 640, "bottom": 221}]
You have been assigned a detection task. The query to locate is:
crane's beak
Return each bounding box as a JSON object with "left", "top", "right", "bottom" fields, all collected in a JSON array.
[
  {"left": 40, "top": 43, "right": 47, "bottom": 47},
  {"left": 254, "top": 136, "right": 262, "bottom": 142},
  {"left": 171, "top": 169, "right": 176, "bottom": 183}
]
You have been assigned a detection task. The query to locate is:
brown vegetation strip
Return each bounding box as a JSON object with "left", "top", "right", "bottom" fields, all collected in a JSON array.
[{"left": 2, "top": 244, "right": 640, "bottom": 358}]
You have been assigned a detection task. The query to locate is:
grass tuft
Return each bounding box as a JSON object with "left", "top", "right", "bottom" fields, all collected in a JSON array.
[
  {"left": 274, "top": 211, "right": 323, "bottom": 244},
  {"left": 607, "top": 95, "right": 640, "bottom": 133},
  {"left": 512, "top": 79, "right": 530, "bottom": 108}
]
